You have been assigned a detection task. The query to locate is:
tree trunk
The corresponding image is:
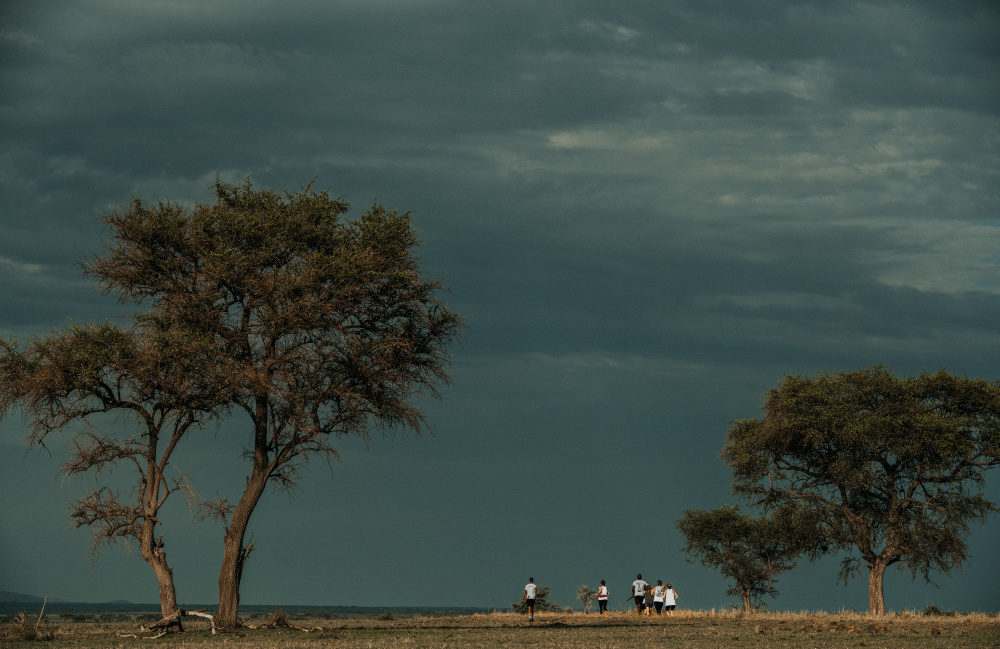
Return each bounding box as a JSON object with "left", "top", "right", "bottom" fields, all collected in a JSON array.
[
  {"left": 216, "top": 472, "right": 268, "bottom": 629},
  {"left": 139, "top": 520, "right": 182, "bottom": 631},
  {"left": 868, "top": 560, "right": 887, "bottom": 616},
  {"left": 743, "top": 593, "right": 752, "bottom": 612}
]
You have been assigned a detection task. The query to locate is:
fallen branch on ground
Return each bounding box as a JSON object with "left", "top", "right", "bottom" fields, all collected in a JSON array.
[
  {"left": 243, "top": 618, "right": 324, "bottom": 632},
  {"left": 116, "top": 630, "right": 167, "bottom": 639},
  {"left": 244, "top": 609, "right": 322, "bottom": 632}
]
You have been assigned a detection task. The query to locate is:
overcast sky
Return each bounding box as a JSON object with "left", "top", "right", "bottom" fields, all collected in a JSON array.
[{"left": 2, "top": 0, "right": 999, "bottom": 614}]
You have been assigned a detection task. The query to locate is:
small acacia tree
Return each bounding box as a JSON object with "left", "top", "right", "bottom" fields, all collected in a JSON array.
[
  {"left": 84, "top": 179, "right": 463, "bottom": 628},
  {"left": 0, "top": 322, "right": 219, "bottom": 626},
  {"left": 576, "top": 585, "right": 597, "bottom": 613},
  {"left": 676, "top": 505, "right": 816, "bottom": 611},
  {"left": 724, "top": 365, "right": 1000, "bottom": 615}
]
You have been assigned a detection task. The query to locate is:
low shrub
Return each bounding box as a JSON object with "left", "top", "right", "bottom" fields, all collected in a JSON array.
[
  {"left": 268, "top": 608, "right": 288, "bottom": 626},
  {"left": 1, "top": 610, "right": 54, "bottom": 642},
  {"left": 922, "top": 605, "right": 958, "bottom": 617},
  {"left": 59, "top": 612, "right": 92, "bottom": 622},
  {"left": 97, "top": 613, "right": 132, "bottom": 623}
]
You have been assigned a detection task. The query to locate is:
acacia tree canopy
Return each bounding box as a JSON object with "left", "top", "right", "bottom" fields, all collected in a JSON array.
[
  {"left": 676, "top": 505, "right": 815, "bottom": 611},
  {"left": 83, "top": 179, "right": 463, "bottom": 628},
  {"left": 0, "top": 322, "right": 220, "bottom": 623},
  {"left": 723, "top": 365, "right": 1000, "bottom": 615}
]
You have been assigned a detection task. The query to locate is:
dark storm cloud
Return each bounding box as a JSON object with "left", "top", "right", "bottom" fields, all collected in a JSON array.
[{"left": 1, "top": 0, "right": 999, "bottom": 612}]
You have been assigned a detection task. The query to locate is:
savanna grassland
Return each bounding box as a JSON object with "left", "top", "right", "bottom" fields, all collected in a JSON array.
[{"left": 2, "top": 609, "right": 998, "bottom": 649}]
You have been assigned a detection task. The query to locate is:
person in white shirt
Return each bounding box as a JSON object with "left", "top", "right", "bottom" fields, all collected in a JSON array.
[
  {"left": 631, "top": 574, "right": 649, "bottom": 614},
  {"left": 664, "top": 582, "right": 678, "bottom": 616},
  {"left": 653, "top": 580, "right": 665, "bottom": 615},
  {"left": 523, "top": 577, "right": 537, "bottom": 621},
  {"left": 597, "top": 580, "right": 609, "bottom": 617}
]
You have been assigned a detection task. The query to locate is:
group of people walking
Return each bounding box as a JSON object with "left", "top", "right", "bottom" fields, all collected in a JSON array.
[
  {"left": 521, "top": 574, "right": 678, "bottom": 621},
  {"left": 629, "top": 573, "right": 678, "bottom": 616}
]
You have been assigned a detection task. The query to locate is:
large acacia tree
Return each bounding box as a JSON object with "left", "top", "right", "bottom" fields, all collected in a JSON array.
[
  {"left": 0, "top": 322, "right": 219, "bottom": 626},
  {"left": 84, "top": 179, "right": 463, "bottom": 628},
  {"left": 724, "top": 366, "right": 1000, "bottom": 615}
]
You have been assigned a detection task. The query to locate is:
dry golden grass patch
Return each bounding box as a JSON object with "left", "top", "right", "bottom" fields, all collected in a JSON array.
[
  {"left": 2, "top": 609, "right": 997, "bottom": 648},
  {"left": 0, "top": 610, "right": 54, "bottom": 643}
]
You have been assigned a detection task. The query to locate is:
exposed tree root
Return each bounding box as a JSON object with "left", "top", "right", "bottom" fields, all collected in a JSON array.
[{"left": 132, "top": 608, "right": 216, "bottom": 637}]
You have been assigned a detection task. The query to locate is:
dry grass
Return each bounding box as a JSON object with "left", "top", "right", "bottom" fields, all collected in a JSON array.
[
  {"left": 1, "top": 609, "right": 997, "bottom": 648},
  {"left": 0, "top": 610, "right": 55, "bottom": 643}
]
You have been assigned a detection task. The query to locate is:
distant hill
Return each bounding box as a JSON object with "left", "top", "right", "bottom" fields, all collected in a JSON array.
[
  {"left": 0, "top": 593, "right": 151, "bottom": 617},
  {"left": 0, "top": 591, "right": 66, "bottom": 604}
]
